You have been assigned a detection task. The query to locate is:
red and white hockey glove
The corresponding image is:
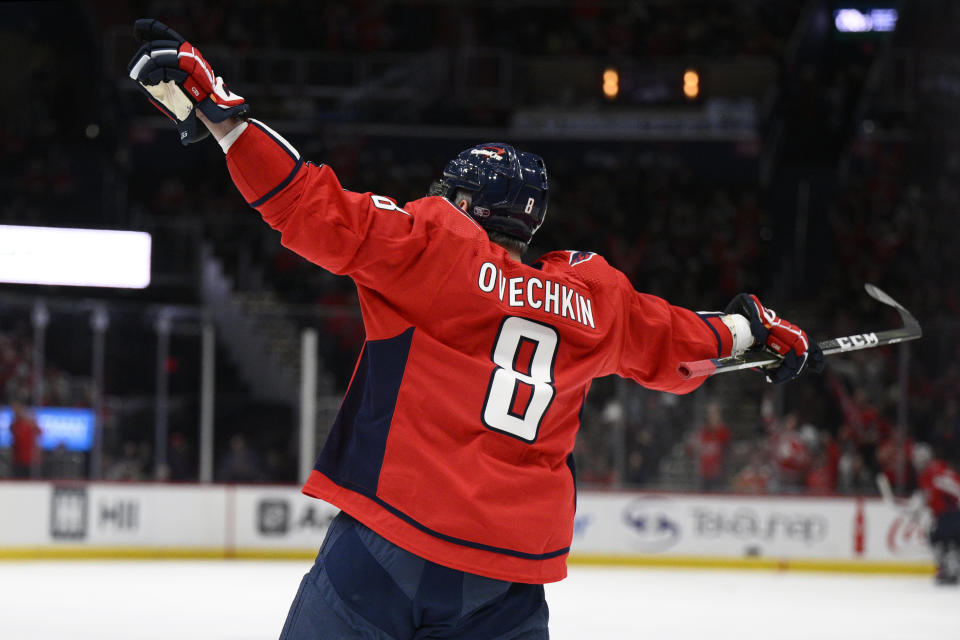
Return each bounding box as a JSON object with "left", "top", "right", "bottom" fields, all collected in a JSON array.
[
  {"left": 127, "top": 19, "right": 249, "bottom": 145},
  {"left": 725, "top": 293, "right": 824, "bottom": 384}
]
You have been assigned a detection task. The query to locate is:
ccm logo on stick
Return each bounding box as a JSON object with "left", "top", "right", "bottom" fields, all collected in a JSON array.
[{"left": 836, "top": 333, "right": 879, "bottom": 350}]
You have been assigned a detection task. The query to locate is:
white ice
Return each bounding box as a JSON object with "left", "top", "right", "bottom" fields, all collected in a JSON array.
[{"left": 0, "top": 561, "right": 956, "bottom": 639}]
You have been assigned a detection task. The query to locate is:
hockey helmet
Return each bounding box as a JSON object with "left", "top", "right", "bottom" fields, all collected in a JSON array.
[
  {"left": 911, "top": 442, "right": 933, "bottom": 470},
  {"left": 431, "top": 143, "right": 548, "bottom": 245}
]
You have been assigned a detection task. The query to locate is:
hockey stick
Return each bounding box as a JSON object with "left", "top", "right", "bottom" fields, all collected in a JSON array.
[
  {"left": 876, "top": 471, "right": 930, "bottom": 520},
  {"left": 677, "top": 284, "right": 922, "bottom": 380},
  {"left": 876, "top": 472, "right": 895, "bottom": 505}
]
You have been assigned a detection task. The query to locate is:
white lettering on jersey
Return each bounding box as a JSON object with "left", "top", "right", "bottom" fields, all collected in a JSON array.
[
  {"left": 527, "top": 278, "right": 543, "bottom": 309},
  {"left": 476, "top": 262, "right": 596, "bottom": 329},
  {"left": 561, "top": 287, "right": 575, "bottom": 319},
  {"left": 544, "top": 281, "right": 560, "bottom": 315},
  {"left": 579, "top": 295, "right": 594, "bottom": 329},
  {"left": 478, "top": 263, "right": 497, "bottom": 292},
  {"left": 509, "top": 277, "right": 524, "bottom": 307}
]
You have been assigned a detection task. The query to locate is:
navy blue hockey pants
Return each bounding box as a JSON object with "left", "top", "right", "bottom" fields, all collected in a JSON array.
[{"left": 279, "top": 512, "right": 550, "bottom": 639}]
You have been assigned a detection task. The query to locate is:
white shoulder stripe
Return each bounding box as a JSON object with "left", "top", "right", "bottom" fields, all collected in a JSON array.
[{"left": 249, "top": 118, "right": 300, "bottom": 160}]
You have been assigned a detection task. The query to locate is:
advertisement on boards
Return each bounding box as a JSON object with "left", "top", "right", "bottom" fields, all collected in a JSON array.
[
  {"left": 571, "top": 492, "right": 932, "bottom": 563},
  {"left": 0, "top": 483, "right": 933, "bottom": 566},
  {"left": 233, "top": 487, "right": 339, "bottom": 550}
]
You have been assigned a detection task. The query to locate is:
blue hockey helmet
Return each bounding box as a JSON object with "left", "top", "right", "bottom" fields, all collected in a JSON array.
[{"left": 431, "top": 143, "right": 548, "bottom": 245}]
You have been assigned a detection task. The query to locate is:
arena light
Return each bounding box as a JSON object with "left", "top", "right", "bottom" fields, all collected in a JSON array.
[
  {"left": 834, "top": 8, "right": 899, "bottom": 33},
  {"left": 0, "top": 225, "right": 151, "bottom": 288},
  {"left": 602, "top": 67, "right": 619, "bottom": 100},
  {"left": 683, "top": 69, "right": 700, "bottom": 100}
]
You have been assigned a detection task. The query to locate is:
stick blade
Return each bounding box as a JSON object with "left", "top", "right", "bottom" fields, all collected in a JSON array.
[
  {"left": 864, "top": 283, "right": 921, "bottom": 330},
  {"left": 864, "top": 283, "right": 898, "bottom": 309}
]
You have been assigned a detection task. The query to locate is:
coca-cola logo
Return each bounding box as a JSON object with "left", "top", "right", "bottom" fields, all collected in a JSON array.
[{"left": 887, "top": 511, "right": 930, "bottom": 554}]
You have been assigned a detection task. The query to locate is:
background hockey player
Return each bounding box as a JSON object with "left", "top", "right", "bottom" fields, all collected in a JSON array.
[
  {"left": 127, "top": 19, "right": 823, "bottom": 638},
  {"left": 911, "top": 443, "right": 960, "bottom": 585}
]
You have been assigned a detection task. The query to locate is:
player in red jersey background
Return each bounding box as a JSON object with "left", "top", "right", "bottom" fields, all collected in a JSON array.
[
  {"left": 128, "top": 19, "right": 824, "bottom": 638},
  {"left": 685, "top": 401, "right": 731, "bottom": 491},
  {"left": 911, "top": 443, "right": 960, "bottom": 585},
  {"left": 9, "top": 402, "right": 42, "bottom": 479}
]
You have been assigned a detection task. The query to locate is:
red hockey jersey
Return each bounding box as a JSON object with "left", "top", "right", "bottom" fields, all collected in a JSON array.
[
  {"left": 918, "top": 459, "right": 960, "bottom": 517},
  {"left": 224, "top": 120, "right": 733, "bottom": 583}
]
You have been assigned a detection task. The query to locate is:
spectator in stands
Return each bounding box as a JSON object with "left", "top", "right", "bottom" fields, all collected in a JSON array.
[
  {"left": 624, "top": 449, "right": 648, "bottom": 486},
  {"left": 804, "top": 427, "right": 840, "bottom": 495},
  {"left": 167, "top": 431, "right": 195, "bottom": 481},
  {"left": 685, "top": 401, "right": 731, "bottom": 491},
  {"left": 767, "top": 413, "right": 811, "bottom": 492},
  {"left": 624, "top": 424, "right": 659, "bottom": 486},
  {"left": 830, "top": 376, "right": 892, "bottom": 476},
  {"left": 876, "top": 430, "right": 915, "bottom": 495},
  {"left": 0, "top": 335, "right": 20, "bottom": 398},
  {"left": 931, "top": 397, "right": 960, "bottom": 466},
  {"left": 732, "top": 446, "right": 771, "bottom": 494},
  {"left": 805, "top": 451, "right": 837, "bottom": 495},
  {"left": 217, "top": 434, "right": 263, "bottom": 483},
  {"left": 837, "top": 443, "right": 873, "bottom": 493},
  {"left": 9, "top": 401, "right": 42, "bottom": 479},
  {"left": 105, "top": 441, "right": 146, "bottom": 481},
  {"left": 0, "top": 336, "right": 31, "bottom": 405},
  {"left": 45, "top": 442, "right": 84, "bottom": 479}
]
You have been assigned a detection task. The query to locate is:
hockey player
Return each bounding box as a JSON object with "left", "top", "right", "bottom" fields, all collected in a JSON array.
[
  {"left": 128, "top": 20, "right": 824, "bottom": 638},
  {"left": 911, "top": 443, "right": 960, "bottom": 585}
]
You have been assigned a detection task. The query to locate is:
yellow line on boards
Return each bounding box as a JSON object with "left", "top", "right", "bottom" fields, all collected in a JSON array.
[
  {"left": 567, "top": 553, "right": 935, "bottom": 575},
  {"left": 0, "top": 548, "right": 935, "bottom": 575},
  {"left": 0, "top": 547, "right": 323, "bottom": 561},
  {"left": 0, "top": 547, "right": 232, "bottom": 560}
]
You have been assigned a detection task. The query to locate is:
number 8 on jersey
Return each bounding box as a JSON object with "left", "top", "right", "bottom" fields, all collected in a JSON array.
[{"left": 482, "top": 316, "right": 559, "bottom": 442}]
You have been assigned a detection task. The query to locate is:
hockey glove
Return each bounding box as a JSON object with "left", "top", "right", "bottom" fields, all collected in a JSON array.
[
  {"left": 127, "top": 19, "right": 249, "bottom": 145},
  {"left": 725, "top": 293, "right": 824, "bottom": 384}
]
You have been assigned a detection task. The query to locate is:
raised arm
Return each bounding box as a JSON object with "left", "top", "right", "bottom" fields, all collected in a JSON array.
[{"left": 128, "top": 19, "right": 437, "bottom": 290}]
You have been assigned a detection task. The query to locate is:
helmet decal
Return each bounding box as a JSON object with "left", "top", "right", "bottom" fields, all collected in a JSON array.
[{"left": 470, "top": 146, "right": 508, "bottom": 161}]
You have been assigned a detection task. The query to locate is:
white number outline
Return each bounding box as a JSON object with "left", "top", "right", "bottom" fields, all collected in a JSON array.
[
  {"left": 524, "top": 197, "right": 536, "bottom": 214},
  {"left": 481, "top": 316, "right": 559, "bottom": 443}
]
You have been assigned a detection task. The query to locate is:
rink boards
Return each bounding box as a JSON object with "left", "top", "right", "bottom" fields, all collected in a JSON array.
[{"left": 0, "top": 482, "right": 934, "bottom": 573}]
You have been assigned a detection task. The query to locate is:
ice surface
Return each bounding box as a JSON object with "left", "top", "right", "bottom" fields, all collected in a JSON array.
[{"left": 0, "top": 561, "right": 955, "bottom": 639}]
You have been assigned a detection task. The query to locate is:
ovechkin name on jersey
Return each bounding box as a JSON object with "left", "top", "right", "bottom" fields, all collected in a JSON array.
[{"left": 476, "top": 261, "right": 595, "bottom": 329}]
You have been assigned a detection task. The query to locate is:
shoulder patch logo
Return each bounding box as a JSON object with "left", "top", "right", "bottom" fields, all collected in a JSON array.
[{"left": 568, "top": 251, "right": 595, "bottom": 266}]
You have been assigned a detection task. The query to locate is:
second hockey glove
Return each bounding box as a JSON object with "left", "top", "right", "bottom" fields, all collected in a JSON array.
[
  {"left": 127, "top": 18, "right": 249, "bottom": 145},
  {"left": 725, "top": 293, "right": 824, "bottom": 384}
]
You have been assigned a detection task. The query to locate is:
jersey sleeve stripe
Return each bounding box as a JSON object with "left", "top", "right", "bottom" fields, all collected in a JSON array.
[
  {"left": 696, "top": 312, "right": 727, "bottom": 358},
  {"left": 225, "top": 119, "right": 304, "bottom": 206},
  {"left": 248, "top": 157, "right": 304, "bottom": 208}
]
